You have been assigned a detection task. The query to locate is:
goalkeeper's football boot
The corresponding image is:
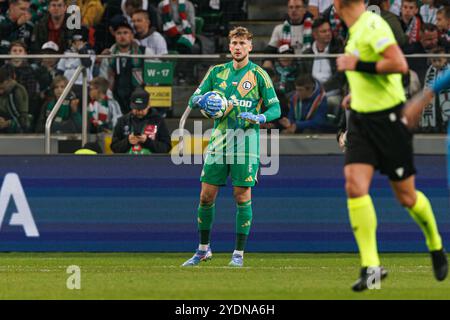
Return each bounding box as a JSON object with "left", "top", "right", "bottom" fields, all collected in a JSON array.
[
  {"left": 181, "top": 247, "right": 212, "bottom": 267},
  {"left": 351, "top": 266, "right": 388, "bottom": 292},
  {"left": 228, "top": 253, "right": 244, "bottom": 267},
  {"left": 430, "top": 248, "right": 448, "bottom": 281}
]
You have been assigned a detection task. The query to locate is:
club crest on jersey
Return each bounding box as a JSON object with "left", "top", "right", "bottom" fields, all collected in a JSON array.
[{"left": 242, "top": 81, "right": 252, "bottom": 90}]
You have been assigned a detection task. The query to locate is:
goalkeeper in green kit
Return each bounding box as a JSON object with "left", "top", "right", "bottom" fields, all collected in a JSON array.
[{"left": 181, "top": 27, "right": 281, "bottom": 267}]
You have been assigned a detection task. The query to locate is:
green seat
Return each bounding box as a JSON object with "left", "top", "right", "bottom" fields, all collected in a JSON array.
[{"left": 195, "top": 16, "right": 204, "bottom": 35}]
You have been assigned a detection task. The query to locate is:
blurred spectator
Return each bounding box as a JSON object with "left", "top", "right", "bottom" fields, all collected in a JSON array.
[
  {"left": 267, "top": 0, "right": 314, "bottom": 54},
  {"left": 0, "top": 0, "right": 8, "bottom": 14},
  {"left": 260, "top": 67, "right": 291, "bottom": 131},
  {"left": 111, "top": 87, "right": 171, "bottom": 154},
  {"left": 77, "top": 0, "right": 105, "bottom": 27},
  {"left": 299, "top": 17, "right": 345, "bottom": 120},
  {"left": 31, "top": 0, "right": 73, "bottom": 53},
  {"left": 8, "top": 41, "right": 37, "bottom": 100},
  {"left": 436, "top": 6, "right": 450, "bottom": 46},
  {"left": 158, "top": 0, "right": 197, "bottom": 53},
  {"left": 400, "top": 0, "right": 423, "bottom": 44},
  {"left": 283, "top": 74, "right": 330, "bottom": 134},
  {"left": 92, "top": 1, "right": 123, "bottom": 53},
  {"left": 7, "top": 40, "right": 40, "bottom": 130},
  {"left": 389, "top": 0, "right": 402, "bottom": 16},
  {"left": 35, "top": 75, "right": 81, "bottom": 133},
  {"left": 403, "top": 23, "right": 440, "bottom": 85},
  {"left": 132, "top": 9, "right": 168, "bottom": 55},
  {"left": 419, "top": 46, "right": 450, "bottom": 132},
  {"left": 368, "top": 0, "right": 408, "bottom": 47},
  {"left": 0, "top": 65, "right": 30, "bottom": 133},
  {"left": 263, "top": 44, "right": 299, "bottom": 94},
  {"left": 320, "top": 4, "right": 348, "bottom": 45},
  {"left": 88, "top": 76, "right": 122, "bottom": 133},
  {"left": 307, "top": 0, "right": 332, "bottom": 18},
  {"left": 99, "top": 19, "right": 152, "bottom": 114},
  {"left": 56, "top": 27, "right": 96, "bottom": 99},
  {"left": 123, "top": 0, "right": 162, "bottom": 32},
  {"left": 30, "top": 0, "right": 48, "bottom": 22},
  {"left": 420, "top": 0, "right": 438, "bottom": 24},
  {"left": 0, "top": 0, "right": 34, "bottom": 56},
  {"left": 32, "top": 41, "right": 60, "bottom": 101}
]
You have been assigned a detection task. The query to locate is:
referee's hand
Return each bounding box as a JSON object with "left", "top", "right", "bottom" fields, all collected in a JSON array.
[{"left": 336, "top": 54, "right": 358, "bottom": 72}]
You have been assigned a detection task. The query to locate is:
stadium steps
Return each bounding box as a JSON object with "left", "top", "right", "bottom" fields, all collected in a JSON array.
[
  {"left": 229, "top": 20, "right": 280, "bottom": 36},
  {"left": 247, "top": 2, "right": 286, "bottom": 21},
  {"left": 247, "top": 0, "right": 285, "bottom": 6},
  {"left": 220, "top": 1, "right": 285, "bottom": 52},
  {"left": 171, "top": 85, "right": 202, "bottom": 118},
  {"left": 165, "top": 118, "right": 214, "bottom": 134},
  {"left": 226, "top": 21, "right": 278, "bottom": 51}
]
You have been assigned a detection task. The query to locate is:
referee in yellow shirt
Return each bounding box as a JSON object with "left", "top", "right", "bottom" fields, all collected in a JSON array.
[{"left": 335, "top": 0, "right": 447, "bottom": 291}]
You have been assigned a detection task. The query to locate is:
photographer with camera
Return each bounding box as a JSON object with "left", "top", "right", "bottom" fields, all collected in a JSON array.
[{"left": 110, "top": 87, "right": 172, "bottom": 154}]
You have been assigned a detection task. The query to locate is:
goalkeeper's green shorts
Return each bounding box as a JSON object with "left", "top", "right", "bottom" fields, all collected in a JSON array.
[{"left": 200, "top": 154, "right": 259, "bottom": 187}]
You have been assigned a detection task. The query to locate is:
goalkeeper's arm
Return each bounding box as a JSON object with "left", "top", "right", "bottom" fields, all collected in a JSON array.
[{"left": 262, "top": 101, "right": 281, "bottom": 123}]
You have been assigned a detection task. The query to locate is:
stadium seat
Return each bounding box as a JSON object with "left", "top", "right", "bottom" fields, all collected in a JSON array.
[{"left": 195, "top": 17, "right": 204, "bottom": 35}]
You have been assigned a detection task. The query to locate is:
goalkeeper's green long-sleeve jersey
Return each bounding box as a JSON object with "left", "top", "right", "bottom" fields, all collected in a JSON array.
[{"left": 188, "top": 60, "right": 281, "bottom": 160}]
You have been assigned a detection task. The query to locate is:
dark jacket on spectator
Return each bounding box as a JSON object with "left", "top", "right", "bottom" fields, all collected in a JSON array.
[
  {"left": 381, "top": 9, "right": 408, "bottom": 48},
  {"left": 10, "top": 62, "right": 41, "bottom": 129},
  {"left": 262, "top": 88, "right": 289, "bottom": 130},
  {"left": 10, "top": 62, "right": 38, "bottom": 100},
  {"left": 32, "top": 63, "right": 58, "bottom": 100},
  {"left": 0, "top": 80, "right": 30, "bottom": 133},
  {"left": 111, "top": 109, "right": 172, "bottom": 154},
  {"left": 104, "top": 43, "right": 147, "bottom": 114},
  {"left": 298, "top": 38, "right": 345, "bottom": 94},
  {"left": 0, "top": 13, "right": 34, "bottom": 55},
  {"left": 31, "top": 13, "right": 73, "bottom": 53}
]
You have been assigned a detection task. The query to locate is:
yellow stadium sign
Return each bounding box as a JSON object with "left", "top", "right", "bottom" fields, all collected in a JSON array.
[{"left": 145, "top": 86, "right": 172, "bottom": 108}]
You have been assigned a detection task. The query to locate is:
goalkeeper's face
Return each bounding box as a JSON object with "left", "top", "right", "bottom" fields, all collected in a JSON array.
[{"left": 229, "top": 36, "right": 252, "bottom": 63}]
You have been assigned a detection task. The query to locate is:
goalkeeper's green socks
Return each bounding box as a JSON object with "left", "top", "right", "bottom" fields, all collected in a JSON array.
[
  {"left": 407, "top": 191, "right": 442, "bottom": 251},
  {"left": 197, "top": 202, "right": 215, "bottom": 245},
  {"left": 235, "top": 200, "right": 253, "bottom": 251},
  {"left": 348, "top": 195, "right": 380, "bottom": 267}
]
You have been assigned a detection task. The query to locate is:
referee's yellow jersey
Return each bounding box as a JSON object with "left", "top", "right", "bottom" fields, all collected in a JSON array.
[{"left": 345, "top": 11, "right": 406, "bottom": 113}]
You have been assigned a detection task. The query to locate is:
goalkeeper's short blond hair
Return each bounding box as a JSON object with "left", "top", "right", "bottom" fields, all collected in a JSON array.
[{"left": 228, "top": 27, "right": 253, "bottom": 41}]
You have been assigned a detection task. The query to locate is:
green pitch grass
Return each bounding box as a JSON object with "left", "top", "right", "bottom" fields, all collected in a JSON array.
[{"left": 0, "top": 253, "right": 449, "bottom": 300}]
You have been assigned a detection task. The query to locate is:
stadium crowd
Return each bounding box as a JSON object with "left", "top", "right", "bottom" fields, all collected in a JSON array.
[{"left": 0, "top": 0, "right": 450, "bottom": 153}]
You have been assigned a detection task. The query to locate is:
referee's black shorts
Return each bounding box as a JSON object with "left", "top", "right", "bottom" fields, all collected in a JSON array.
[{"left": 345, "top": 103, "right": 417, "bottom": 181}]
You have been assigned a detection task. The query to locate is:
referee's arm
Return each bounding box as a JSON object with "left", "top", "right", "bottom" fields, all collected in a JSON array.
[
  {"left": 336, "top": 44, "right": 408, "bottom": 75},
  {"left": 375, "top": 44, "right": 409, "bottom": 74}
]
